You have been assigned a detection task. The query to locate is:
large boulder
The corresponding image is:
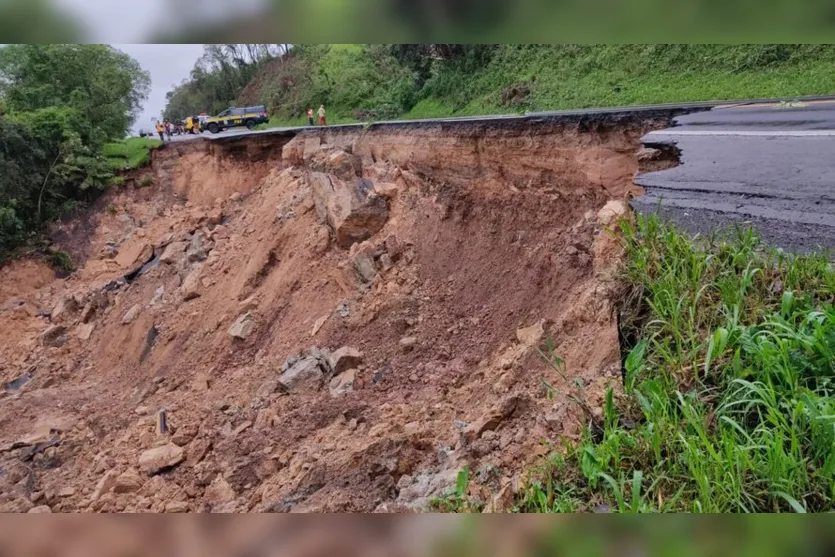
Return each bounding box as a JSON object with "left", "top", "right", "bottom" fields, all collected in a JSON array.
[
  {"left": 310, "top": 173, "right": 388, "bottom": 248},
  {"left": 309, "top": 148, "right": 362, "bottom": 181}
]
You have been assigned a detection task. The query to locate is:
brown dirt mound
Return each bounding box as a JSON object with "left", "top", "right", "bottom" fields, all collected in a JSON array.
[{"left": 0, "top": 119, "right": 658, "bottom": 513}]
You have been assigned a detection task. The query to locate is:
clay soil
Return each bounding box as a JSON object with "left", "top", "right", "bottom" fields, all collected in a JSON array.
[{"left": 0, "top": 119, "right": 660, "bottom": 513}]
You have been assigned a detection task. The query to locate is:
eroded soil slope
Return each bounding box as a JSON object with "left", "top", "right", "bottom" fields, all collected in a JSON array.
[{"left": 0, "top": 119, "right": 659, "bottom": 512}]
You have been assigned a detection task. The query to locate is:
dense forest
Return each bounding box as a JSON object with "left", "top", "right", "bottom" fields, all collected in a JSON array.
[
  {"left": 0, "top": 44, "right": 150, "bottom": 261},
  {"left": 165, "top": 44, "right": 835, "bottom": 126}
]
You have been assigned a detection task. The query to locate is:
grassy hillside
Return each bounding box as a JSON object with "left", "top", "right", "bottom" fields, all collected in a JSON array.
[{"left": 244, "top": 45, "right": 835, "bottom": 126}]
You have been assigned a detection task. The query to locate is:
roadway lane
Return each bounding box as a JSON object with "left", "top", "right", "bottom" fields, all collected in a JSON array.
[{"left": 633, "top": 101, "right": 835, "bottom": 253}]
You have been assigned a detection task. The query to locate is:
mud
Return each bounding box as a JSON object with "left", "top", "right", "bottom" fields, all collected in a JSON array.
[{"left": 0, "top": 117, "right": 665, "bottom": 512}]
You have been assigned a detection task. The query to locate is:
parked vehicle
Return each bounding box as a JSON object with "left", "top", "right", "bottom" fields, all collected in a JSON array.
[{"left": 202, "top": 105, "right": 268, "bottom": 134}]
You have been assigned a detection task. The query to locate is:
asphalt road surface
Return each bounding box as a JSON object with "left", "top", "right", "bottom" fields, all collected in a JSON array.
[{"left": 633, "top": 101, "right": 835, "bottom": 253}]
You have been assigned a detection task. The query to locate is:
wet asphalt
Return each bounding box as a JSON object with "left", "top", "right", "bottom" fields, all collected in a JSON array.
[{"left": 633, "top": 101, "right": 835, "bottom": 253}]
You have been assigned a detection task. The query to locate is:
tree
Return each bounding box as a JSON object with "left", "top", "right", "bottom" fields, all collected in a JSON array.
[
  {"left": 0, "top": 44, "right": 150, "bottom": 145},
  {"left": 0, "top": 44, "right": 152, "bottom": 260}
]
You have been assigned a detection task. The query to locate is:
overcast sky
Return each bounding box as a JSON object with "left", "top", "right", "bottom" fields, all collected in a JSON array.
[
  {"left": 53, "top": 0, "right": 267, "bottom": 134},
  {"left": 114, "top": 44, "right": 205, "bottom": 133}
]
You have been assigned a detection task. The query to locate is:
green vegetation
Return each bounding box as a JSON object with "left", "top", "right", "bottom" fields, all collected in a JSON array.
[
  {"left": 102, "top": 137, "right": 162, "bottom": 171},
  {"left": 136, "top": 175, "right": 155, "bottom": 189},
  {"left": 0, "top": 44, "right": 149, "bottom": 260},
  {"left": 508, "top": 216, "right": 835, "bottom": 513},
  {"left": 215, "top": 45, "right": 835, "bottom": 126},
  {"left": 163, "top": 45, "right": 288, "bottom": 121},
  {"left": 46, "top": 249, "right": 74, "bottom": 273}
]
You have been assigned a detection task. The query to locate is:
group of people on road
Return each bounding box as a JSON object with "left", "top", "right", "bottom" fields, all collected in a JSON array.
[
  {"left": 307, "top": 105, "right": 327, "bottom": 126},
  {"left": 154, "top": 116, "right": 201, "bottom": 142}
]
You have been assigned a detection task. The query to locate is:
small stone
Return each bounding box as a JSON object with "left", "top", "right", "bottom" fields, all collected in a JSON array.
[
  {"left": 58, "top": 487, "right": 76, "bottom": 497},
  {"left": 113, "top": 470, "right": 143, "bottom": 494},
  {"left": 138, "top": 443, "right": 185, "bottom": 475},
  {"left": 227, "top": 312, "right": 255, "bottom": 340},
  {"left": 165, "top": 501, "right": 190, "bottom": 513},
  {"left": 597, "top": 200, "right": 627, "bottom": 226},
  {"left": 205, "top": 475, "right": 236, "bottom": 504},
  {"left": 329, "top": 369, "right": 357, "bottom": 397},
  {"left": 238, "top": 296, "right": 259, "bottom": 312},
  {"left": 399, "top": 336, "right": 417, "bottom": 352},
  {"left": 231, "top": 421, "right": 252, "bottom": 435},
  {"left": 278, "top": 357, "right": 324, "bottom": 393},
  {"left": 79, "top": 302, "right": 96, "bottom": 323},
  {"left": 368, "top": 423, "right": 389, "bottom": 437},
  {"left": 91, "top": 471, "right": 117, "bottom": 503},
  {"left": 186, "top": 231, "right": 210, "bottom": 262},
  {"left": 122, "top": 304, "right": 141, "bottom": 325},
  {"left": 229, "top": 192, "right": 242, "bottom": 202},
  {"left": 463, "top": 396, "right": 522, "bottom": 443},
  {"left": 180, "top": 269, "right": 202, "bottom": 301},
  {"left": 28, "top": 505, "right": 52, "bottom": 513},
  {"left": 76, "top": 322, "right": 95, "bottom": 341},
  {"left": 329, "top": 347, "right": 363, "bottom": 375},
  {"left": 41, "top": 325, "right": 67, "bottom": 347},
  {"left": 311, "top": 315, "right": 329, "bottom": 337},
  {"left": 159, "top": 241, "right": 187, "bottom": 264},
  {"left": 207, "top": 207, "right": 224, "bottom": 226},
  {"left": 516, "top": 320, "right": 545, "bottom": 348}
]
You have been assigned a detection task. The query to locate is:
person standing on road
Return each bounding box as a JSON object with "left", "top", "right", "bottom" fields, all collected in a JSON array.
[
  {"left": 164, "top": 120, "right": 172, "bottom": 140},
  {"left": 307, "top": 108, "right": 314, "bottom": 126},
  {"left": 318, "top": 104, "right": 326, "bottom": 126},
  {"left": 155, "top": 120, "right": 165, "bottom": 142}
]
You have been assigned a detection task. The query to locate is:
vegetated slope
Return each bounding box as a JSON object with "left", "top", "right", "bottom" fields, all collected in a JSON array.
[
  {"left": 0, "top": 116, "right": 655, "bottom": 513},
  {"left": 240, "top": 45, "right": 835, "bottom": 125},
  {"left": 509, "top": 218, "right": 835, "bottom": 513}
]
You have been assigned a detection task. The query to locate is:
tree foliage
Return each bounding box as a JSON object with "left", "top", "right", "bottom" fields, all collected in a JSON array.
[
  {"left": 163, "top": 44, "right": 286, "bottom": 120},
  {"left": 0, "top": 44, "right": 150, "bottom": 260}
]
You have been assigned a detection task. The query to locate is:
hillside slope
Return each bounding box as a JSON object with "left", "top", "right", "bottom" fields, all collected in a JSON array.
[{"left": 237, "top": 45, "right": 835, "bottom": 125}]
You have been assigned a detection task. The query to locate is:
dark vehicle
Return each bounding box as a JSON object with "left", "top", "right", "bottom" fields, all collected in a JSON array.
[{"left": 202, "top": 105, "right": 269, "bottom": 134}]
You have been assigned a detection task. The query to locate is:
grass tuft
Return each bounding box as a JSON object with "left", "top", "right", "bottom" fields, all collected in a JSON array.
[{"left": 512, "top": 215, "right": 835, "bottom": 513}]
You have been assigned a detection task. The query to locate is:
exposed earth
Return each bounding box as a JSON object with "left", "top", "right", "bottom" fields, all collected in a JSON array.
[{"left": 0, "top": 117, "right": 670, "bottom": 513}]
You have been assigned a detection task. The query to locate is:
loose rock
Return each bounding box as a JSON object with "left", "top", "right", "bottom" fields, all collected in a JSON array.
[
  {"left": 113, "top": 470, "right": 143, "bottom": 494},
  {"left": 159, "top": 241, "right": 187, "bottom": 264},
  {"left": 76, "top": 323, "right": 95, "bottom": 341},
  {"left": 329, "top": 346, "right": 363, "bottom": 375},
  {"left": 42, "top": 325, "right": 68, "bottom": 347},
  {"left": 138, "top": 443, "right": 185, "bottom": 475},
  {"left": 278, "top": 356, "right": 325, "bottom": 393},
  {"left": 516, "top": 320, "right": 545, "bottom": 348},
  {"left": 180, "top": 269, "right": 202, "bottom": 301},
  {"left": 329, "top": 369, "right": 357, "bottom": 397},
  {"left": 399, "top": 336, "right": 417, "bottom": 351},
  {"left": 227, "top": 312, "right": 254, "bottom": 340},
  {"left": 122, "top": 304, "right": 141, "bottom": 325}
]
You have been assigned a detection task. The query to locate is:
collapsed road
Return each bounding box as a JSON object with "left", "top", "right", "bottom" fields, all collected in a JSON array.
[{"left": 633, "top": 100, "right": 835, "bottom": 253}]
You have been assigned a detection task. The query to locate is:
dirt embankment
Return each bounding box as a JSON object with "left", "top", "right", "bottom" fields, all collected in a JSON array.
[{"left": 0, "top": 117, "right": 665, "bottom": 513}]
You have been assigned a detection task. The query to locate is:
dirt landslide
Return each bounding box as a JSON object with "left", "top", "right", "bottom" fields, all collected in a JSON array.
[{"left": 0, "top": 117, "right": 666, "bottom": 513}]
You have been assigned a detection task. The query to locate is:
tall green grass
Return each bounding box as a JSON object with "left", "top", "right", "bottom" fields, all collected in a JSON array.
[
  {"left": 102, "top": 137, "right": 162, "bottom": 171},
  {"left": 514, "top": 216, "right": 835, "bottom": 513}
]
